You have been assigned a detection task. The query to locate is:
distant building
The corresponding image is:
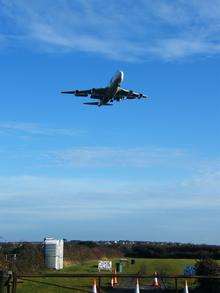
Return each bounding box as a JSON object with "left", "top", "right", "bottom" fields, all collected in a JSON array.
[{"left": 44, "top": 237, "right": 63, "bottom": 270}]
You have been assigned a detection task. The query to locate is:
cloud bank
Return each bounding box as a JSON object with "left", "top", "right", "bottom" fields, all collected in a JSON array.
[
  {"left": 1, "top": 0, "right": 220, "bottom": 61},
  {"left": 0, "top": 119, "right": 220, "bottom": 241}
]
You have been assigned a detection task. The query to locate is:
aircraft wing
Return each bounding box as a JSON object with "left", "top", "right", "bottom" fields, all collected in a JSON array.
[
  {"left": 116, "top": 88, "right": 149, "bottom": 100},
  {"left": 61, "top": 88, "right": 107, "bottom": 97}
]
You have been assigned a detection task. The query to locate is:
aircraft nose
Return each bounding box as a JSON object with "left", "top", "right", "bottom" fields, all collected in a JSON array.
[{"left": 119, "top": 71, "right": 124, "bottom": 82}]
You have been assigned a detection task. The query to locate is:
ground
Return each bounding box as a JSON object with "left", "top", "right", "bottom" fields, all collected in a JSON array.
[{"left": 16, "top": 258, "right": 198, "bottom": 292}]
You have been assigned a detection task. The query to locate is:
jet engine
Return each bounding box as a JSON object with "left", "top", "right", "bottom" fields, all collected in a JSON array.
[
  {"left": 91, "top": 95, "right": 100, "bottom": 99},
  {"left": 127, "top": 91, "right": 135, "bottom": 99},
  {"left": 75, "top": 90, "right": 88, "bottom": 97}
]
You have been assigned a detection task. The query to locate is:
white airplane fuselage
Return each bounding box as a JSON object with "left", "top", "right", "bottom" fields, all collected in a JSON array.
[{"left": 100, "top": 70, "right": 124, "bottom": 105}]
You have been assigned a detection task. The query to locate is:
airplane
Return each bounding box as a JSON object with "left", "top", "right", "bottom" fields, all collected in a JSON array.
[{"left": 61, "top": 70, "right": 149, "bottom": 106}]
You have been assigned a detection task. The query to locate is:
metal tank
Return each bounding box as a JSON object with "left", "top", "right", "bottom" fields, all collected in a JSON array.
[{"left": 44, "top": 237, "right": 64, "bottom": 270}]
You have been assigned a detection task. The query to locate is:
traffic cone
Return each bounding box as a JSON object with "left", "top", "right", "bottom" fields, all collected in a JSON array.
[
  {"left": 152, "top": 272, "right": 160, "bottom": 288},
  {"left": 113, "top": 268, "right": 118, "bottom": 286},
  {"left": 110, "top": 276, "right": 114, "bottom": 288},
  {"left": 183, "top": 280, "right": 189, "bottom": 293},
  {"left": 135, "top": 278, "right": 140, "bottom": 293},
  {"left": 93, "top": 279, "right": 97, "bottom": 293}
]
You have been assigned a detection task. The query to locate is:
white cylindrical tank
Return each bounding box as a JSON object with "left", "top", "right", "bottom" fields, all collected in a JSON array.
[{"left": 44, "top": 237, "right": 63, "bottom": 270}]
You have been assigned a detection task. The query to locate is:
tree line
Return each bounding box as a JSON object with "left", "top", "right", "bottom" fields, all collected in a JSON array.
[
  {"left": 0, "top": 241, "right": 220, "bottom": 273},
  {"left": 122, "top": 242, "right": 220, "bottom": 259}
]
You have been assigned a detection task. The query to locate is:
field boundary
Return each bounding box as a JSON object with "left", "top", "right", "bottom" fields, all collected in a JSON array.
[{"left": 1, "top": 272, "right": 219, "bottom": 293}]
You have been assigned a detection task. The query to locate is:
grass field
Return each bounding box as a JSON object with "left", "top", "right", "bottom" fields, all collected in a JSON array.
[{"left": 16, "top": 258, "right": 197, "bottom": 292}]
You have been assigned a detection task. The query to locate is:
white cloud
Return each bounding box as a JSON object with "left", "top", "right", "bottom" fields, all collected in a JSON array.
[
  {"left": 47, "top": 146, "right": 188, "bottom": 168},
  {"left": 0, "top": 122, "right": 83, "bottom": 136},
  {"left": 182, "top": 162, "right": 220, "bottom": 193},
  {"left": 149, "top": 38, "right": 209, "bottom": 60},
  {"left": 0, "top": 166, "right": 220, "bottom": 241},
  {"left": 0, "top": 173, "right": 219, "bottom": 223},
  {"left": 1, "top": 0, "right": 220, "bottom": 61}
]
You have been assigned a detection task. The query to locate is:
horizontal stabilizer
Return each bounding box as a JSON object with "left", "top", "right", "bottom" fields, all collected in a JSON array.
[
  {"left": 61, "top": 90, "right": 75, "bottom": 94},
  {"left": 83, "top": 102, "right": 99, "bottom": 106},
  {"left": 102, "top": 103, "right": 113, "bottom": 106}
]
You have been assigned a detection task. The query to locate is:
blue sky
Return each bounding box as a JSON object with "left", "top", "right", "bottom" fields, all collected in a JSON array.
[{"left": 0, "top": 0, "right": 220, "bottom": 243}]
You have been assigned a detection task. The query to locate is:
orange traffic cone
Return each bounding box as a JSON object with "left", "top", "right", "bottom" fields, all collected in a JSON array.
[
  {"left": 152, "top": 272, "right": 160, "bottom": 288},
  {"left": 113, "top": 268, "right": 118, "bottom": 286},
  {"left": 93, "top": 279, "right": 97, "bottom": 293},
  {"left": 135, "top": 278, "right": 140, "bottom": 293},
  {"left": 110, "top": 276, "right": 114, "bottom": 288}
]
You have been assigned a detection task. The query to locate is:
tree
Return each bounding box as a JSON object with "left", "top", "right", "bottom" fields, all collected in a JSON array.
[{"left": 195, "top": 258, "right": 220, "bottom": 292}]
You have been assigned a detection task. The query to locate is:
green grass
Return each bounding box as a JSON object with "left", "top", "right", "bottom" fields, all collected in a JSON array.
[{"left": 16, "top": 258, "right": 197, "bottom": 292}]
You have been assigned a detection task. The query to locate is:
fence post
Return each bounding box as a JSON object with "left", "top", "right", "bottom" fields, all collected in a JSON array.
[
  {"left": 98, "top": 276, "right": 101, "bottom": 293},
  {"left": 175, "top": 278, "right": 178, "bottom": 293},
  {"left": 6, "top": 271, "right": 12, "bottom": 293},
  {"left": 0, "top": 271, "right": 10, "bottom": 293},
  {"left": 12, "top": 273, "right": 17, "bottom": 293},
  {"left": 0, "top": 271, "right": 5, "bottom": 293}
]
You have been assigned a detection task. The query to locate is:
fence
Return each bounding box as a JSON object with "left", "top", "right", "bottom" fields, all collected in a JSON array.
[{"left": 1, "top": 271, "right": 220, "bottom": 292}]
